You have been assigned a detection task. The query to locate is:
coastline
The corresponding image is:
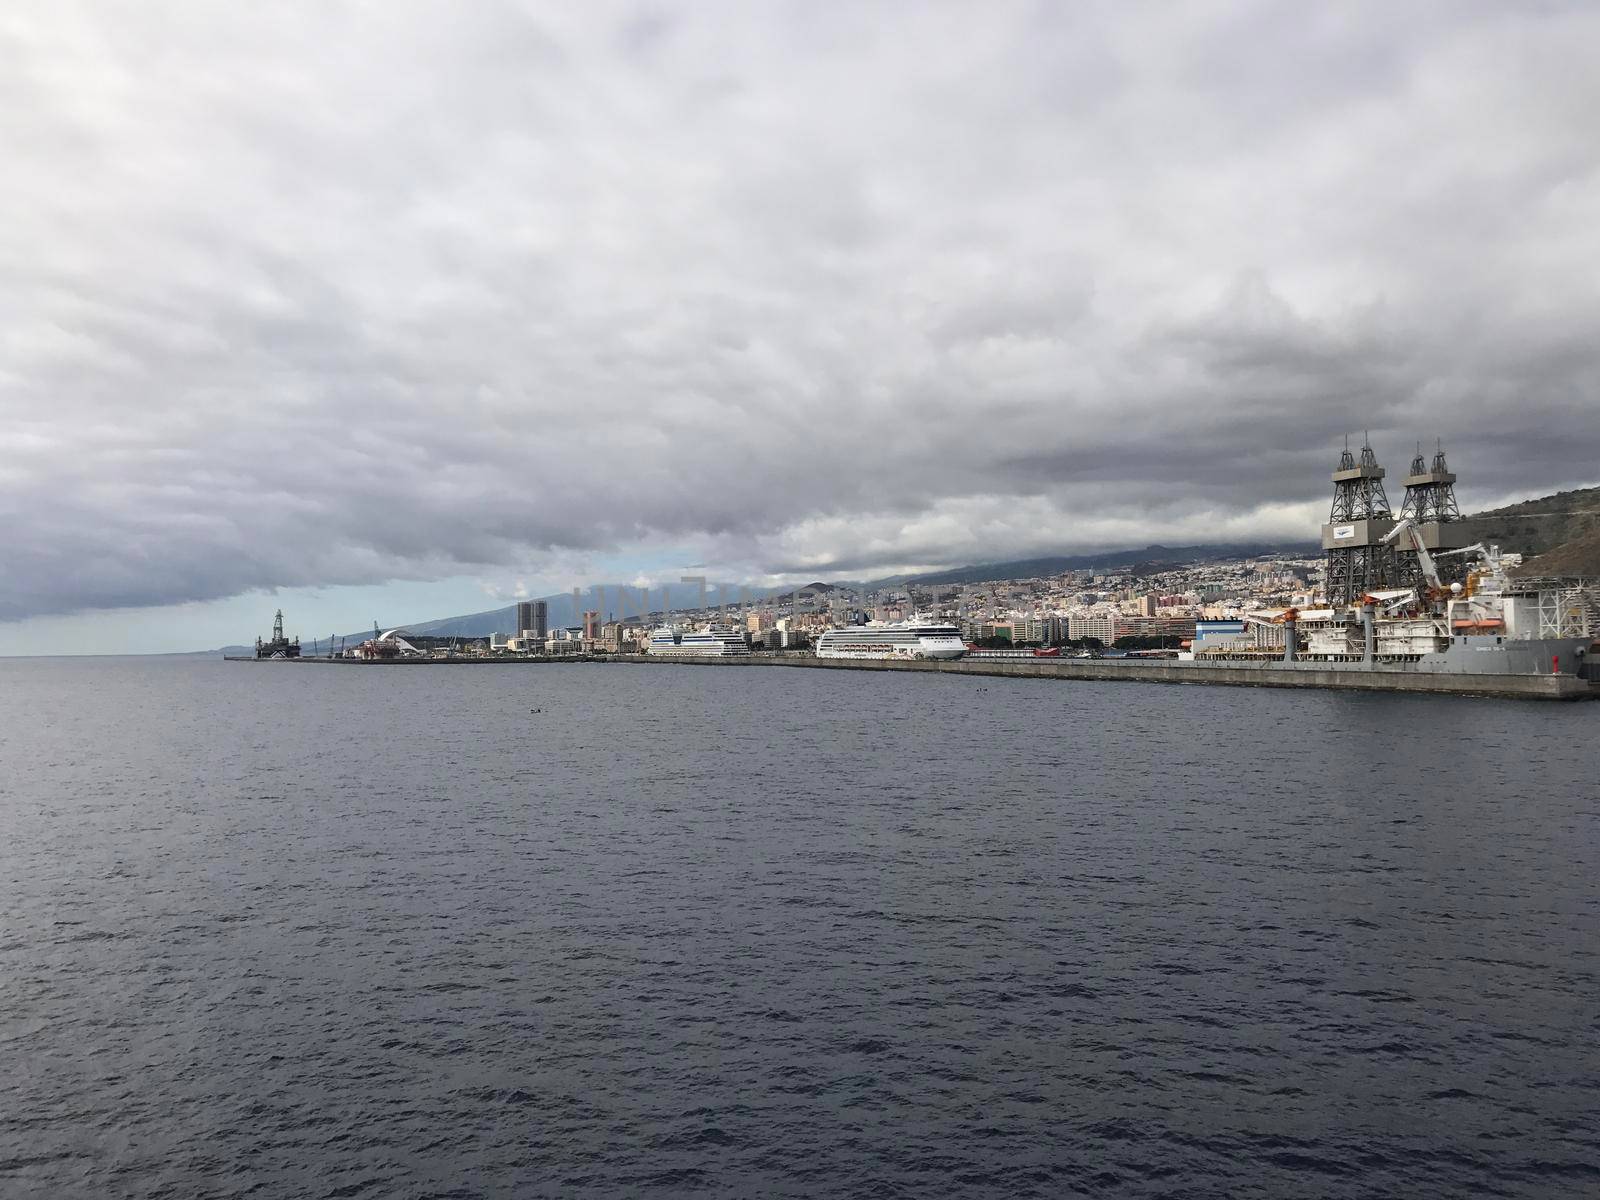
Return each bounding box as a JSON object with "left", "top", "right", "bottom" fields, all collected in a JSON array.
[{"left": 225, "top": 651, "right": 1599, "bottom": 701}]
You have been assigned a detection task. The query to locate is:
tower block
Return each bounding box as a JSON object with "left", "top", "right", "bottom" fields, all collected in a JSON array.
[{"left": 1323, "top": 439, "right": 1396, "bottom": 607}]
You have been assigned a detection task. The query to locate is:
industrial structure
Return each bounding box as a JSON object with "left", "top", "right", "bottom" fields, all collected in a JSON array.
[
  {"left": 254, "top": 609, "right": 301, "bottom": 659},
  {"left": 1393, "top": 444, "right": 1469, "bottom": 591},
  {"left": 1322, "top": 438, "right": 1396, "bottom": 607},
  {"left": 1322, "top": 438, "right": 1476, "bottom": 605},
  {"left": 1197, "top": 438, "right": 1598, "bottom": 679}
]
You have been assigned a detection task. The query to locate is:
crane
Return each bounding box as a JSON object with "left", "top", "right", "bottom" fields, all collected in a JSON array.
[{"left": 1382, "top": 517, "right": 1445, "bottom": 591}]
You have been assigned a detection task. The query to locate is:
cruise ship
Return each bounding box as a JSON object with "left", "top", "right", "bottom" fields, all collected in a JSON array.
[
  {"left": 646, "top": 624, "right": 750, "bottom": 656},
  {"left": 814, "top": 619, "right": 967, "bottom": 660}
]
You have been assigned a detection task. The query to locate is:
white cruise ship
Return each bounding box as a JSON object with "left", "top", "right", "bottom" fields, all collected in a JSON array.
[
  {"left": 814, "top": 619, "right": 967, "bottom": 661},
  {"left": 646, "top": 624, "right": 750, "bottom": 656}
]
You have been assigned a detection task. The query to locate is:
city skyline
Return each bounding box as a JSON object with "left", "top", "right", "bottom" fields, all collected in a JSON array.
[
  {"left": 6, "top": 4, "right": 1600, "bottom": 654},
  {"left": 231, "top": 547, "right": 1323, "bottom": 657},
  {"left": 0, "top": 461, "right": 1583, "bottom": 656}
]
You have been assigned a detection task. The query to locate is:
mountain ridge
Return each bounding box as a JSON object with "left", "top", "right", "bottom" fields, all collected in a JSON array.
[{"left": 899, "top": 542, "right": 1319, "bottom": 588}]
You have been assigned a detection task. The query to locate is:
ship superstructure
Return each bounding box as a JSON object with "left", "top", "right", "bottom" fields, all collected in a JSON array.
[
  {"left": 646, "top": 624, "right": 750, "bottom": 656},
  {"left": 814, "top": 619, "right": 967, "bottom": 660}
]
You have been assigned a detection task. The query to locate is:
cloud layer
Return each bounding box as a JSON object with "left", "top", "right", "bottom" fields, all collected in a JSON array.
[{"left": 4, "top": 1, "right": 1599, "bottom": 620}]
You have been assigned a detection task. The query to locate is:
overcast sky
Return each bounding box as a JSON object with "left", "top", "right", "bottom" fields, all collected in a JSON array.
[{"left": 4, "top": 1, "right": 1598, "bottom": 652}]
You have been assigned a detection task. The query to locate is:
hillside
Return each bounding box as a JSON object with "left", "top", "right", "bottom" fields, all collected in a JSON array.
[
  {"left": 1513, "top": 527, "right": 1600, "bottom": 577},
  {"left": 904, "top": 542, "right": 1318, "bottom": 588},
  {"left": 1463, "top": 485, "right": 1600, "bottom": 576}
]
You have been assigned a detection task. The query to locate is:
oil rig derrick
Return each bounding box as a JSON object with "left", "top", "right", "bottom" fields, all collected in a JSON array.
[
  {"left": 1322, "top": 437, "right": 1396, "bottom": 608},
  {"left": 1395, "top": 442, "right": 1468, "bottom": 590},
  {"left": 255, "top": 608, "right": 302, "bottom": 660}
]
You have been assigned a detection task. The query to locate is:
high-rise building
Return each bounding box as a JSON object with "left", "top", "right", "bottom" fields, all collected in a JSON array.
[
  {"left": 518, "top": 599, "right": 548, "bottom": 641},
  {"left": 582, "top": 610, "right": 600, "bottom": 640}
]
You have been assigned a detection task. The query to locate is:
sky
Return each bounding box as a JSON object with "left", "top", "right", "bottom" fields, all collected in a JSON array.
[{"left": 3, "top": 1, "right": 1599, "bottom": 653}]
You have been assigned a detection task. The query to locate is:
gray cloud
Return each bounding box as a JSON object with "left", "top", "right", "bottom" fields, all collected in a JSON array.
[{"left": 3, "top": 1, "right": 1599, "bottom": 620}]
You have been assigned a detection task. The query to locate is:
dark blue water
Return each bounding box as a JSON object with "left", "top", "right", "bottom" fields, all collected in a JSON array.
[{"left": 2, "top": 657, "right": 1597, "bottom": 1198}]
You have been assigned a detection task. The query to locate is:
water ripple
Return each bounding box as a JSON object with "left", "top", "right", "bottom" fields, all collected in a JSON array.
[{"left": 1, "top": 656, "right": 1597, "bottom": 1198}]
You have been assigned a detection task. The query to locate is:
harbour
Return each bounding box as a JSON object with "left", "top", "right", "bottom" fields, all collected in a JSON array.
[
  {"left": 12, "top": 10, "right": 1600, "bottom": 1197},
  {"left": 225, "top": 439, "right": 1599, "bottom": 701}
]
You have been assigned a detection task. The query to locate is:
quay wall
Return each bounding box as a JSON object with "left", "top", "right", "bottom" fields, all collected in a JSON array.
[
  {"left": 611, "top": 653, "right": 1596, "bottom": 701},
  {"left": 228, "top": 652, "right": 1597, "bottom": 700}
]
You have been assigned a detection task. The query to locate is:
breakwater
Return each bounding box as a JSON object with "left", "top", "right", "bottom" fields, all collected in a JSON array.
[
  {"left": 234, "top": 651, "right": 1599, "bottom": 700},
  {"left": 618, "top": 653, "right": 1596, "bottom": 700}
]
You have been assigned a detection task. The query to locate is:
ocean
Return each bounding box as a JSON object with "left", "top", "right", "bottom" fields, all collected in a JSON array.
[{"left": 1, "top": 656, "right": 1597, "bottom": 1198}]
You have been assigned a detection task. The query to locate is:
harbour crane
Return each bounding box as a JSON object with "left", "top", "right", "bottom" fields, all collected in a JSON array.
[{"left": 1434, "top": 541, "right": 1519, "bottom": 579}]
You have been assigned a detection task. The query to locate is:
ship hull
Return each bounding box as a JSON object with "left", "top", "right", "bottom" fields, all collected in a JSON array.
[
  {"left": 814, "top": 623, "right": 967, "bottom": 660},
  {"left": 1200, "top": 636, "right": 1589, "bottom": 676},
  {"left": 815, "top": 642, "right": 967, "bottom": 661}
]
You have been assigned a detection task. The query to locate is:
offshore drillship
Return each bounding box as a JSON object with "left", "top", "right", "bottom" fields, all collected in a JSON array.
[
  {"left": 1200, "top": 530, "right": 1591, "bottom": 677},
  {"left": 814, "top": 619, "right": 967, "bottom": 660},
  {"left": 1193, "top": 441, "right": 1594, "bottom": 682},
  {"left": 646, "top": 624, "right": 750, "bottom": 656}
]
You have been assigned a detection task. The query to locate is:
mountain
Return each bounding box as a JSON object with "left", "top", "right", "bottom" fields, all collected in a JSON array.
[
  {"left": 243, "top": 580, "right": 833, "bottom": 652},
  {"left": 348, "top": 583, "right": 732, "bottom": 642},
  {"left": 900, "top": 543, "right": 1319, "bottom": 588},
  {"left": 398, "top": 581, "right": 841, "bottom": 638},
  {"left": 1514, "top": 527, "right": 1600, "bottom": 577},
  {"left": 1462, "top": 486, "right": 1600, "bottom": 576}
]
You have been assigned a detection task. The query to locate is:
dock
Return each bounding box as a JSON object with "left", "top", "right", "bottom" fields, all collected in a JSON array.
[
  {"left": 227, "top": 651, "right": 1599, "bottom": 700},
  {"left": 615, "top": 653, "right": 1596, "bottom": 700}
]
